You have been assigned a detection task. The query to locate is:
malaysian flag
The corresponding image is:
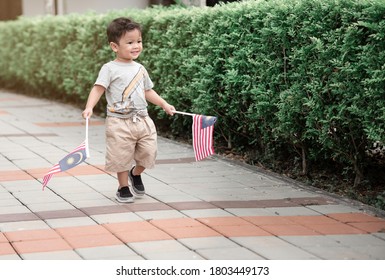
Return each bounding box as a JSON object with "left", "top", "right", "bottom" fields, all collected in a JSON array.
[
  {"left": 192, "top": 114, "right": 217, "bottom": 161},
  {"left": 42, "top": 141, "right": 89, "bottom": 190}
]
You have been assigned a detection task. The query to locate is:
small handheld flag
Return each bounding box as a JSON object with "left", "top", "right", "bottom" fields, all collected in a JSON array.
[
  {"left": 173, "top": 111, "right": 217, "bottom": 161},
  {"left": 193, "top": 114, "right": 217, "bottom": 161},
  {"left": 42, "top": 118, "right": 90, "bottom": 190}
]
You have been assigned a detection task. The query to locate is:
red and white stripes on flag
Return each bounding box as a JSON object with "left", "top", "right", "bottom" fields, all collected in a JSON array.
[
  {"left": 42, "top": 140, "right": 89, "bottom": 190},
  {"left": 192, "top": 114, "right": 217, "bottom": 161}
]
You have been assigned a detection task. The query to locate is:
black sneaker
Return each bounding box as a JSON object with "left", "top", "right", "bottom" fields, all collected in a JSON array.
[
  {"left": 129, "top": 167, "right": 145, "bottom": 196},
  {"left": 116, "top": 186, "right": 134, "bottom": 203}
]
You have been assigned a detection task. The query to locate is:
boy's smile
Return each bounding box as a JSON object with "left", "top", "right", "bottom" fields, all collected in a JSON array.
[{"left": 110, "top": 29, "right": 143, "bottom": 63}]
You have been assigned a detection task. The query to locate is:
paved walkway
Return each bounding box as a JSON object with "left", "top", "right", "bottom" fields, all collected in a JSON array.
[{"left": 0, "top": 90, "right": 384, "bottom": 260}]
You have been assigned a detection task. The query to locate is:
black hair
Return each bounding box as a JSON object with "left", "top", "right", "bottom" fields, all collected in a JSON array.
[{"left": 107, "top": 17, "right": 142, "bottom": 44}]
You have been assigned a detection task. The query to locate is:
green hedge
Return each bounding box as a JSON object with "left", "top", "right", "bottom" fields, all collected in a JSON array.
[{"left": 1, "top": 0, "right": 385, "bottom": 190}]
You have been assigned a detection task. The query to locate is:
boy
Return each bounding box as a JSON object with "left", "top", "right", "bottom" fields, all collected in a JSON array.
[{"left": 82, "top": 17, "right": 175, "bottom": 203}]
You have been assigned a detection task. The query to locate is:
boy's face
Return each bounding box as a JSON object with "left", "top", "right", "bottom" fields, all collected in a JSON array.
[{"left": 110, "top": 29, "right": 142, "bottom": 62}]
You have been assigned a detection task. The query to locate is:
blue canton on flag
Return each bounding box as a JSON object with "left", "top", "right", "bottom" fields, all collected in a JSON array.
[
  {"left": 59, "top": 147, "right": 87, "bottom": 172},
  {"left": 201, "top": 115, "right": 217, "bottom": 129},
  {"left": 42, "top": 141, "right": 88, "bottom": 190}
]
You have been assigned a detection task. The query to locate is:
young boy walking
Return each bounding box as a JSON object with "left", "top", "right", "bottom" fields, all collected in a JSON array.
[{"left": 82, "top": 17, "right": 175, "bottom": 203}]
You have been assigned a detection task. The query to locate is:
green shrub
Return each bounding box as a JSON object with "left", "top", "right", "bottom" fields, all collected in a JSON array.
[{"left": 0, "top": 0, "right": 385, "bottom": 194}]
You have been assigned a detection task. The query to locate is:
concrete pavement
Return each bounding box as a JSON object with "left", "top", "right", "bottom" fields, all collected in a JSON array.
[{"left": 0, "top": 89, "right": 384, "bottom": 260}]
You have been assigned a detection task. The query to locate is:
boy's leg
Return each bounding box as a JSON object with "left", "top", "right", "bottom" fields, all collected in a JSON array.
[
  {"left": 117, "top": 171, "right": 129, "bottom": 187},
  {"left": 130, "top": 116, "right": 157, "bottom": 196},
  {"left": 132, "top": 166, "right": 145, "bottom": 176},
  {"left": 116, "top": 171, "right": 134, "bottom": 203},
  {"left": 129, "top": 165, "right": 145, "bottom": 196}
]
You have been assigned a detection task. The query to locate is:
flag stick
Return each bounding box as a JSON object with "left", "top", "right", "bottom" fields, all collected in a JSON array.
[
  {"left": 85, "top": 117, "right": 89, "bottom": 140},
  {"left": 85, "top": 117, "right": 90, "bottom": 158},
  {"left": 172, "top": 110, "right": 195, "bottom": 117}
]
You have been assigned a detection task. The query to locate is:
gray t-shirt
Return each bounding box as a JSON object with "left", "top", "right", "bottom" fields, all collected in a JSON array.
[{"left": 95, "top": 61, "right": 154, "bottom": 118}]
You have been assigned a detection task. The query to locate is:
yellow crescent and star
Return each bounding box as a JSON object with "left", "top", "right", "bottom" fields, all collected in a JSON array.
[
  {"left": 66, "top": 151, "right": 84, "bottom": 166},
  {"left": 59, "top": 150, "right": 86, "bottom": 172}
]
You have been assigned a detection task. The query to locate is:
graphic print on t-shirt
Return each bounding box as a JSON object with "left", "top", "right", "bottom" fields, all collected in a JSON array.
[{"left": 109, "top": 67, "right": 144, "bottom": 114}]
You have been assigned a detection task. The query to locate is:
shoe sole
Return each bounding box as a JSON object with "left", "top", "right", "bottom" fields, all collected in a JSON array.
[
  {"left": 129, "top": 185, "right": 145, "bottom": 197},
  {"left": 115, "top": 193, "right": 134, "bottom": 203}
]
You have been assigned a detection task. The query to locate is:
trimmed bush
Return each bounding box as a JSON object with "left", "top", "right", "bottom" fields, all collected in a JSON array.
[{"left": 1, "top": 0, "right": 385, "bottom": 196}]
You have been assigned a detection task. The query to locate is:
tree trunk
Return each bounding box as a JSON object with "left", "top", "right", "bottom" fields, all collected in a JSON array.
[
  {"left": 353, "top": 158, "right": 364, "bottom": 188},
  {"left": 301, "top": 146, "right": 308, "bottom": 176}
]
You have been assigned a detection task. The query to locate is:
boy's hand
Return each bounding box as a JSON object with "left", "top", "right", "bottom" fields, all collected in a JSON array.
[
  {"left": 163, "top": 103, "right": 176, "bottom": 116},
  {"left": 82, "top": 108, "right": 93, "bottom": 119}
]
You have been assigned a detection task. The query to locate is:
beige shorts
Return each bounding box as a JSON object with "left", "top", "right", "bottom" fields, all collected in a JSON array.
[{"left": 105, "top": 116, "right": 157, "bottom": 173}]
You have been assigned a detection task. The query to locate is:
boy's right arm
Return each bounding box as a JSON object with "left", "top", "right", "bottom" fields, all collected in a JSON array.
[{"left": 82, "top": 85, "right": 105, "bottom": 119}]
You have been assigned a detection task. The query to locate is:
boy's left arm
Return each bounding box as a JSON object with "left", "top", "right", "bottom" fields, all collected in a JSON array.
[{"left": 145, "top": 89, "right": 175, "bottom": 116}]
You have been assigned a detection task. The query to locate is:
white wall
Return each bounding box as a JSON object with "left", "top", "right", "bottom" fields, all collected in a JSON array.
[
  {"left": 22, "top": 0, "right": 46, "bottom": 17},
  {"left": 181, "top": 0, "right": 205, "bottom": 7},
  {"left": 22, "top": 0, "right": 150, "bottom": 17},
  {"left": 63, "top": 0, "right": 149, "bottom": 14}
]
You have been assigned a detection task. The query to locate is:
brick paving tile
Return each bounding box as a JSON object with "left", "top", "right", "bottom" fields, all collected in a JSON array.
[
  {"left": 103, "top": 221, "right": 156, "bottom": 233},
  {"left": 125, "top": 202, "right": 173, "bottom": 212},
  {"left": 212, "top": 224, "right": 271, "bottom": 237},
  {"left": 260, "top": 224, "right": 320, "bottom": 236},
  {"left": 0, "top": 213, "right": 40, "bottom": 223},
  {"left": 81, "top": 205, "right": 130, "bottom": 216},
  {"left": 167, "top": 201, "right": 217, "bottom": 210},
  {"left": 5, "top": 229, "right": 61, "bottom": 242},
  {"left": 197, "top": 216, "right": 252, "bottom": 226},
  {"left": 0, "top": 170, "right": 34, "bottom": 181},
  {"left": 243, "top": 215, "right": 296, "bottom": 225},
  {"left": 306, "top": 223, "right": 367, "bottom": 235},
  {"left": 56, "top": 225, "right": 110, "bottom": 238},
  {"left": 115, "top": 229, "right": 173, "bottom": 243},
  {"left": 348, "top": 221, "right": 385, "bottom": 233},
  {"left": 327, "top": 213, "right": 385, "bottom": 223},
  {"left": 35, "top": 209, "right": 86, "bottom": 220},
  {"left": 150, "top": 217, "right": 204, "bottom": 228},
  {"left": 12, "top": 239, "right": 72, "bottom": 254},
  {"left": 0, "top": 243, "right": 17, "bottom": 256},
  {"left": 161, "top": 225, "right": 221, "bottom": 239},
  {"left": 286, "top": 215, "right": 341, "bottom": 225},
  {"left": 0, "top": 233, "right": 8, "bottom": 243},
  {"left": 64, "top": 233, "right": 122, "bottom": 249}
]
